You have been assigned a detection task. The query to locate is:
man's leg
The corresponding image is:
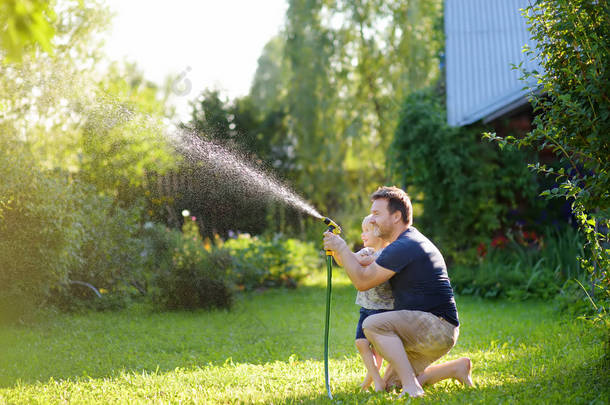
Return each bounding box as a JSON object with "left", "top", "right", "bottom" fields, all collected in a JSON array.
[
  {"left": 417, "top": 357, "right": 473, "bottom": 387},
  {"left": 363, "top": 326, "right": 424, "bottom": 397}
]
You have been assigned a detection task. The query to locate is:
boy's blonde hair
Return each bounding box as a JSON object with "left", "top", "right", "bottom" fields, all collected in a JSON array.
[{"left": 362, "top": 214, "right": 374, "bottom": 230}]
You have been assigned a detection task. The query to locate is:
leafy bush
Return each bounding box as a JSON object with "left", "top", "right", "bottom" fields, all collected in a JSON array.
[
  {"left": 149, "top": 216, "right": 235, "bottom": 311},
  {"left": 451, "top": 227, "right": 586, "bottom": 300},
  {"left": 0, "top": 138, "right": 156, "bottom": 318},
  {"left": 389, "top": 88, "right": 540, "bottom": 265},
  {"left": 223, "top": 233, "right": 319, "bottom": 290},
  {"left": 485, "top": 0, "right": 609, "bottom": 312},
  {"left": 139, "top": 222, "right": 178, "bottom": 289},
  {"left": 51, "top": 190, "right": 146, "bottom": 312},
  {"left": 152, "top": 231, "right": 234, "bottom": 311},
  {"left": 148, "top": 217, "right": 322, "bottom": 310},
  {"left": 0, "top": 141, "right": 86, "bottom": 322}
]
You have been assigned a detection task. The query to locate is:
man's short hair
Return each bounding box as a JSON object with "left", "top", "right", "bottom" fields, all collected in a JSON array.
[{"left": 370, "top": 186, "right": 413, "bottom": 226}]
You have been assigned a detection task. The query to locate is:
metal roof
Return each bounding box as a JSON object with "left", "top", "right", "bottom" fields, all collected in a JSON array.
[{"left": 444, "top": 0, "right": 542, "bottom": 126}]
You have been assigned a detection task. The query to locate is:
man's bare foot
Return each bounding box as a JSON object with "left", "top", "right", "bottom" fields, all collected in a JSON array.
[
  {"left": 456, "top": 357, "right": 473, "bottom": 386},
  {"left": 383, "top": 366, "right": 400, "bottom": 392},
  {"left": 397, "top": 384, "right": 425, "bottom": 398}
]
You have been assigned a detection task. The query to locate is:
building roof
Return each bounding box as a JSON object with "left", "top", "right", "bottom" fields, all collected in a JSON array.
[{"left": 444, "top": 0, "right": 542, "bottom": 126}]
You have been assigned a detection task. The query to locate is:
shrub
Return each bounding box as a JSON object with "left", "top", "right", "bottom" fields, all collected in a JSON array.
[
  {"left": 148, "top": 219, "right": 322, "bottom": 310},
  {"left": 485, "top": 0, "right": 609, "bottom": 313},
  {"left": 51, "top": 190, "right": 145, "bottom": 312},
  {"left": 223, "top": 233, "right": 319, "bottom": 290},
  {"left": 389, "top": 88, "right": 540, "bottom": 266},
  {"left": 139, "top": 222, "right": 178, "bottom": 290},
  {"left": 0, "top": 141, "right": 86, "bottom": 322},
  {"left": 151, "top": 225, "right": 233, "bottom": 311},
  {"left": 0, "top": 139, "right": 155, "bottom": 318},
  {"left": 451, "top": 226, "right": 586, "bottom": 300}
]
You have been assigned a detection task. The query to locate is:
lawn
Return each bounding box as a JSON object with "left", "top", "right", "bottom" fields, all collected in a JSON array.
[{"left": 1, "top": 272, "right": 608, "bottom": 404}]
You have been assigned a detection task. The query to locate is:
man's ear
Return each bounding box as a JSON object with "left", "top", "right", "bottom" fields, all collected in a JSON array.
[{"left": 391, "top": 210, "right": 402, "bottom": 224}]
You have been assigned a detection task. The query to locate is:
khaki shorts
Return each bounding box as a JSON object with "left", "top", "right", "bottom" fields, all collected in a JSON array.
[{"left": 362, "top": 310, "right": 459, "bottom": 375}]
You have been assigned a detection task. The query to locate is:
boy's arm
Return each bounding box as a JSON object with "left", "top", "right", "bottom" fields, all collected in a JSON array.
[{"left": 332, "top": 248, "right": 373, "bottom": 267}]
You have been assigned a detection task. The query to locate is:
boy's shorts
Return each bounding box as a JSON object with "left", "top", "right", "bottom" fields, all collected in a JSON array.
[{"left": 355, "top": 307, "right": 390, "bottom": 340}]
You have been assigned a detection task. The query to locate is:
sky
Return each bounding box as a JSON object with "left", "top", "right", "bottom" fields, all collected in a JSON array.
[{"left": 104, "top": 0, "right": 288, "bottom": 121}]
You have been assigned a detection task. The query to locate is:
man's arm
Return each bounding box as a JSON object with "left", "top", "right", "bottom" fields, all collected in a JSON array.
[
  {"left": 323, "top": 232, "right": 394, "bottom": 291},
  {"left": 333, "top": 248, "right": 375, "bottom": 268}
]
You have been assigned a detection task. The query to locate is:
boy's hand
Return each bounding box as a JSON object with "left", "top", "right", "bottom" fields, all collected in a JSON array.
[{"left": 355, "top": 249, "right": 375, "bottom": 266}]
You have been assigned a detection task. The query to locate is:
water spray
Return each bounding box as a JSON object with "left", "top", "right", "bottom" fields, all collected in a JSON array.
[{"left": 321, "top": 216, "right": 341, "bottom": 400}]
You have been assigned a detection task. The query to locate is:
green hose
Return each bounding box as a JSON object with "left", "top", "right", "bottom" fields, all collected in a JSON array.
[
  {"left": 321, "top": 216, "right": 340, "bottom": 400},
  {"left": 324, "top": 254, "right": 333, "bottom": 399}
]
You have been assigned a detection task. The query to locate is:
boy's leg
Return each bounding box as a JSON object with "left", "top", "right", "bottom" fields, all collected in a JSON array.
[
  {"left": 371, "top": 345, "right": 383, "bottom": 371},
  {"left": 361, "top": 329, "right": 424, "bottom": 397},
  {"left": 355, "top": 338, "right": 386, "bottom": 391}
]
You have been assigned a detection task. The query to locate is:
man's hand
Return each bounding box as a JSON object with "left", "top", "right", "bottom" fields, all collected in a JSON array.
[
  {"left": 323, "top": 231, "right": 348, "bottom": 254},
  {"left": 324, "top": 232, "right": 394, "bottom": 291}
]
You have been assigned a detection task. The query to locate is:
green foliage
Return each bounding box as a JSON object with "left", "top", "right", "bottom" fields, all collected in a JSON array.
[
  {"left": 389, "top": 88, "right": 539, "bottom": 264},
  {"left": 485, "top": 0, "right": 610, "bottom": 309},
  {"left": 0, "top": 138, "right": 156, "bottom": 318},
  {"left": 148, "top": 217, "right": 233, "bottom": 311},
  {"left": 149, "top": 218, "right": 321, "bottom": 311},
  {"left": 81, "top": 62, "right": 177, "bottom": 205},
  {"left": 51, "top": 190, "right": 146, "bottom": 312},
  {"left": 153, "top": 230, "right": 234, "bottom": 312},
  {"left": 223, "top": 233, "right": 321, "bottom": 290},
  {"left": 0, "top": 141, "right": 86, "bottom": 322},
  {"left": 0, "top": 0, "right": 111, "bottom": 170},
  {"left": 451, "top": 227, "right": 586, "bottom": 301},
  {"left": 0, "top": 0, "right": 179, "bottom": 316},
  {"left": 0, "top": 0, "right": 57, "bottom": 62},
  {"left": 176, "top": 89, "right": 292, "bottom": 238}
]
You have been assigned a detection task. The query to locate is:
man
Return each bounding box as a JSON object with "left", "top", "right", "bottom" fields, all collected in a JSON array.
[{"left": 323, "top": 186, "right": 472, "bottom": 398}]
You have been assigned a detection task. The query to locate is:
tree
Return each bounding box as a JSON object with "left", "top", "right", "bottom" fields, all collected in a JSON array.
[
  {"left": 0, "top": 0, "right": 178, "bottom": 316},
  {"left": 0, "top": 0, "right": 56, "bottom": 62},
  {"left": 277, "top": 0, "right": 445, "bottom": 237}
]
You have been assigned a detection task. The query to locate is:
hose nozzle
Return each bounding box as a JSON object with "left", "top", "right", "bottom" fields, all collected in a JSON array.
[
  {"left": 323, "top": 217, "right": 341, "bottom": 235},
  {"left": 322, "top": 217, "right": 341, "bottom": 256}
]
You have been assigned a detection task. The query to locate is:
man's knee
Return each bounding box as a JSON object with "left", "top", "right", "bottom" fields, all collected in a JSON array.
[
  {"left": 362, "top": 313, "right": 383, "bottom": 335},
  {"left": 362, "top": 315, "right": 374, "bottom": 331},
  {"left": 355, "top": 338, "right": 370, "bottom": 351}
]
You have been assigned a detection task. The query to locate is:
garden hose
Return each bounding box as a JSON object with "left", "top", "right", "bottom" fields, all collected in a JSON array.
[{"left": 322, "top": 217, "right": 341, "bottom": 400}]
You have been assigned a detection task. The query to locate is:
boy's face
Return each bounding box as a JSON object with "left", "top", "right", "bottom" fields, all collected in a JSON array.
[{"left": 361, "top": 222, "right": 381, "bottom": 248}]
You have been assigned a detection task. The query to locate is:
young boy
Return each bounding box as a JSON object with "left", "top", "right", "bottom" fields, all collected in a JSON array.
[{"left": 353, "top": 214, "right": 394, "bottom": 391}]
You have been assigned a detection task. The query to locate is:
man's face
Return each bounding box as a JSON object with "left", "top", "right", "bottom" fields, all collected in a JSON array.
[{"left": 369, "top": 198, "right": 397, "bottom": 240}]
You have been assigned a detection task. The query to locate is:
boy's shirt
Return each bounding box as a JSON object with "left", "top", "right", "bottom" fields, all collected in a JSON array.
[{"left": 355, "top": 247, "right": 394, "bottom": 310}]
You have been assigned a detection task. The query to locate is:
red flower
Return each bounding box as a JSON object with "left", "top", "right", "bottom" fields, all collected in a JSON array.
[
  {"left": 477, "top": 242, "right": 487, "bottom": 257},
  {"left": 491, "top": 235, "right": 508, "bottom": 248}
]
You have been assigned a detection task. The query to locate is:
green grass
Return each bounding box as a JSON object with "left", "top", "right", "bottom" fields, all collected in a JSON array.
[{"left": 1, "top": 272, "right": 608, "bottom": 404}]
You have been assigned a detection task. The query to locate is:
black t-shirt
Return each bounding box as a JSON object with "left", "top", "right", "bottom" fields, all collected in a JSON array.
[{"left": 376, "top": 227, "right": 459, "bottom": 326}]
